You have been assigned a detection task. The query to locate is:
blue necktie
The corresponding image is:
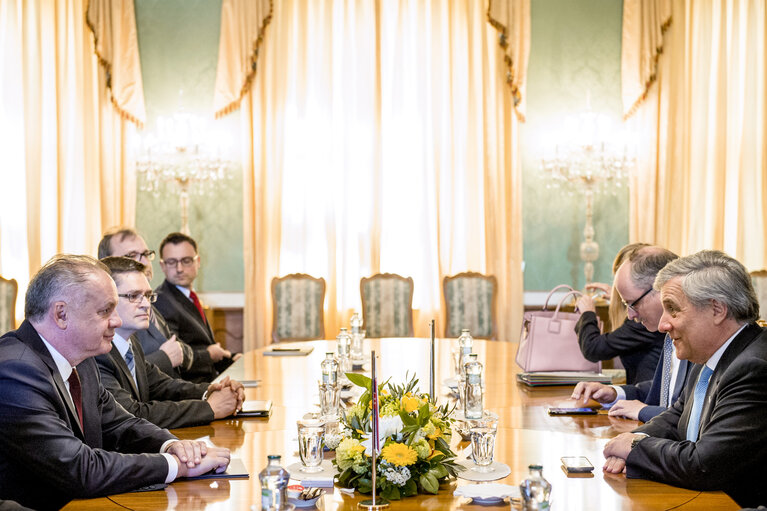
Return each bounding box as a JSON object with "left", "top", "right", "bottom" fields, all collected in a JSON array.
[
  {"left": 659, "top": 334, "right": 674, "bottom": 407},
  {"left": 124, "top": 343, "right": 136, "bottom": 382},
  {"left": 686, "top": 366, "right": 714, "bottom": 442}
]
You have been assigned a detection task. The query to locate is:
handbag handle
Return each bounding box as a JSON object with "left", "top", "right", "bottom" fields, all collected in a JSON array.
[
  {"left": 543, "top": 284, "right": 576, "bottom": 310},
  {"left": 552, "top": 290, "right": 583, "bottom": 320}
]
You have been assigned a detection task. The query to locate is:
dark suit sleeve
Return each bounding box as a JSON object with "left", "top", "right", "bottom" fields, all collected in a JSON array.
[
  {"left": 621, "top": 379, "right": 652, "bottom": 402},
  {"left": 97, "top": 353, "right": 214, "bottom": 429},
  {"left": 576, "top": 313, "right": 654, "bottom": 361},
  {"left": 627, "top": 357, "right": 767, "bottom": 492},
  {"left": 144, "top": 346, "right": 175, "bottom": 376},
  {"left": 0, "top": 358, "right": 172, "bottom": 498},
  {"left": 636, "top": 405, "right": 667, "bottom": 423}
]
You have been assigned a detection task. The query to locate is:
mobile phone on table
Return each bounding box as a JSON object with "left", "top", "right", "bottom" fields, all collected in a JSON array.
[
  {"left": 547, "top": 407, "right": 598, "bottom": 415},
  {"left": 561, "top": 456, "right": 594, "bottom": 473}
]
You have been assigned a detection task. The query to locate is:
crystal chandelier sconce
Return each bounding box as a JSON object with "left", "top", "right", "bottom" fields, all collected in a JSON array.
[
  {"left": 135, "top": 114, "right": 232, "bottom": 235},
  {"left": 540, "top": 110, "right": 635, "bottom": 284}
]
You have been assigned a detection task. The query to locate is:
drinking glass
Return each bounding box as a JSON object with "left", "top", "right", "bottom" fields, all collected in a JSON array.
[
  {"left": 470, "top": 416, "right": 498, "bottom": 472},
  {"left": 297, "top": 419, "right": 325, "bottom": 472},
  {"left": 319, "top": 382, "right": 340, "bottom": 419}
]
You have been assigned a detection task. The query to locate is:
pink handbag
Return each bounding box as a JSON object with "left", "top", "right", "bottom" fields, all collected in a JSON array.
[{"left": 516, "top": 285, "right": 602, "bottom": 372}]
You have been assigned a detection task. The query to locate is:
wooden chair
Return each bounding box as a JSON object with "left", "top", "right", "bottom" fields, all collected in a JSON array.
[
  {"left": 271, "top": 273, "right": 326, "bottom": 343},
  {"left": 443, "top": 272, "right": 497, "bottom": 339},
  {"left": 360, "top": 273, "right": 414, "bottom": 338},
  {"left": 0, "top": 276, "right": 18, "bottom": 334},
  {"left": 751, "top": 270, "right": 767, "bottom": 324}
]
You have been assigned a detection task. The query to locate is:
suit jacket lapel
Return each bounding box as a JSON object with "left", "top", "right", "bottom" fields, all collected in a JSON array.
[
  {"left": 165, "top": 281, "right": 215, "bottom": 343},
  {"left": 17, "top": 321, "right": 85, "bottom": 438},
  {"left": 129, "top": 335, "right": 150, "bottom": 401},
  {"left": 698, "top": 323, "right": 763, "bottom": 431},
  {"left": 109, "top": 343, "right": 140, "bottom": 398}
]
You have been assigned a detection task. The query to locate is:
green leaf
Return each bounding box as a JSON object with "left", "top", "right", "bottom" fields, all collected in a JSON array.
[
  {"left": 346, "top": 373, "right": 372, "bottom": 389},
  {"left": 402, "top": 478, "right": 418, "bottom": 497},
  {"left": 435, "top": 437, "right": 451, "bottom": 453},
  {"left": 419, "top": 473, "right": 439, "bottom": 494},
  {"left": 430, "top": 464, "right": 448, "bottom": 479},
  {"left": 428, "top": 454, "right": 445, "bottom": 464},
  {"left": 382, "top": 486, "right": 401, "bottom": 500},
  {"left": 399, "top": 411, "right": 416, "bottom": 426}
]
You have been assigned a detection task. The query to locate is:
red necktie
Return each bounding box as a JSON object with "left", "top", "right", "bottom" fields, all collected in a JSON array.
[
  {"left": 189, "top": 290, "right": 207, "bottom": 324},
  {"left": 68, "top": 368, "right": 84, "bottom": 427}
]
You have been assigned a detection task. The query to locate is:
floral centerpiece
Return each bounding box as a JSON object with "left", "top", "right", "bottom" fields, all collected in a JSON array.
[{"left": 332, "top": 373, "right": 461, "bottom": 500}]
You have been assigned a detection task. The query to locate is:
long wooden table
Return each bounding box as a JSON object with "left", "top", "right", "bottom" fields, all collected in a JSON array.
[{"left": 64, "top": 338, "right": 738, "bottom": 510}]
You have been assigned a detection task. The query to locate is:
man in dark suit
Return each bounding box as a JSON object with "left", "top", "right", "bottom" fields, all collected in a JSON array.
[
  {"left": 603, "top": 250, "right": 767, "bottom": 508},
  {"left": 98, "top": 227, "right": 197, "bottom": 378},
  {"left": 0, "top": 255, "right": 231, "bottom": 510},
  {"left": 154, "top": 232, "right": 237, "bottom": 382},
  {"left": 573, "top": 247, "right": 693, "bottom": 422},
  {"left": 96, "top": 257, "right": 244, "bottom": 429}
]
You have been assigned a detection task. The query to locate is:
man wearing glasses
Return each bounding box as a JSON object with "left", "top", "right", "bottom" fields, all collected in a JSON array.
[
  {"left": 95, "top": 257, "right": 243, "bottom": 428},
  {"left": 154, "top": 232, "right": 237, "bottom": 382},
  {"left": 573, "top": 246, "right": 694, "bottom": 422},
  {"left": 98, "top": 228, "right": 196, "bottom": 379}
]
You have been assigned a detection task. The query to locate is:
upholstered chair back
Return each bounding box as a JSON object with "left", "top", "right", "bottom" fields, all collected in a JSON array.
[
  {"left": 443, "top": 272, "right": 497, "bottom": 339},
  {"left": 271, "top": 274, "right": 326, "bottom": 342},
  {"left": 360, "top": 273, "right": 414, "bottom": 338},
  {"left": 0, "top": 276, "right": 17, "bottom": 335}
]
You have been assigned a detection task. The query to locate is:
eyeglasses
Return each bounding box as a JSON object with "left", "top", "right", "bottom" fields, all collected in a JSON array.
[
  {"left": 161, "top": 255, "right": 198, "bottom": 268},
  {"left": 123, "top": 250, "right": 155, "bottom": 261},
  {"left": 621, "top": 287, "right": 653, "bottom": 313},
  {"left": 118, "top": 291, "right": 158, "bottom": 304}
]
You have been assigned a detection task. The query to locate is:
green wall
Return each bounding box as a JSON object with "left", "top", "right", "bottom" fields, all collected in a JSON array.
[
  {"left": 134, "top": 0, "right": 244, "bottom": 292},
  {"left": 522, "top": 0, "right": 629, "bottom": 291},
  {"left": 132, "top": 0, "right": 628, "bottom": 294}
]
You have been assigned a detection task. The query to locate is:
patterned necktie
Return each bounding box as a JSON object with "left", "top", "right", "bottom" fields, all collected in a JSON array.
[
  {"left": 124, "top": 342, "right": 136, "bottom": 380},
  {"left": 189, "top": 290, "right": 207, "bottom": 324},
  {"left": 686, "top": 365, "right": 714, "bottom": 442},
  {"left": 659, "top": 334, "right": 674, "bottom": 407},
  {"left": 68, "top": 368, "right": 84, "bottom": 427}
]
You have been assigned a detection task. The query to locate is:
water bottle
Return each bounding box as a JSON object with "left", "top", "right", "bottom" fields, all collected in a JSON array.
[
  {"left": 520, "top": 464, "right": 552, "bottom": 510},
  {"left": 458, "top": 329, "right": 474, "bottom": 377},
  {"left": 350, "top": 312, "right": 364, "bottom": 360},
  {"left": 336, "top": 328, "right": 352, "bottom": 375},
  {"left": 259, "top": 454, "right": 290, "bottom": 510},
  {"left": 350, "top": 312, "right": 363, "bottom": 335},
  {"left": 464, "top": 354, "right": 483, "bottom": 419},
  {"left": 321, "top": 352, "right": 339, "bottom": 385}
]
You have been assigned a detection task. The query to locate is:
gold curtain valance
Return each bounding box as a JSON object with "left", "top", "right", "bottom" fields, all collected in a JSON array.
[
  {"left": 621, "top": 0, "right": 672, "bottom": 120},
  {"left": 487, "top": 0, "right": 531, "bottom": 122},
  {"left": 86, "top": 0, "right": 146, "bottom": 127},
  {"left": 212, "top": 0, "right": 273, "bottom": 118}
]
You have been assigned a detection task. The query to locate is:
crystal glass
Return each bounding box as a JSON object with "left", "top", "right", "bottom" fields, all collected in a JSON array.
[
  {"left": 318, "top": 382, "right": 340, "bottom": 419},
  {"left": 297, "top": 419, "right": 325, "bottom": 472},
  {"left": 520, "top": 464, "right": 552, "bottom": 510},
  {"left": 469, "top": 415, "right": 498, "bottom": 473}
]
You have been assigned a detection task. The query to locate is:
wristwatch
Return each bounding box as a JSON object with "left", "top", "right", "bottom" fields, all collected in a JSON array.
[{"left": 631, "top": 433, "right": 649, "bottom": 449}]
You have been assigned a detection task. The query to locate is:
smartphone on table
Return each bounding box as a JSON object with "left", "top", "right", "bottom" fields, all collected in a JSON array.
[
  {"left": 561, "top": 456, "right": 595, "bottom": 473},
  {"left": 547, "top": 407, "right": 598, "bottom": 415}
]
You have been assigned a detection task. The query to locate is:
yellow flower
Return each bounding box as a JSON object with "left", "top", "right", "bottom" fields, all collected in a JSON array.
[
  {"left": 427, "top": 427, "right": 441, "bottom": 440},
  {"left": 401, "top": 395, "right": 420, "bottom": 413},
  {"left": 380, "top": 442, "right": 418, "bottom": 466}
]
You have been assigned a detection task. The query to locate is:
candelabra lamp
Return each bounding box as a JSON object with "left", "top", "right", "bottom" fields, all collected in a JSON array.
[
  {"left": 540, "top": 112, "right": 634, "bottom": 284},
  {"left": 135, "top": 114, "right": 231, "bottom": 235}
]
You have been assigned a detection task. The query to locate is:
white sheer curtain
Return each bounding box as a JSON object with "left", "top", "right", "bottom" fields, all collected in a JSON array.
[
  {"left": 623, "top": 0, "right": 767, "bottom": 270},
  {"left": 222, "top": 0, "right": 527, "bottom": 347},
  {"left": 0, "top": 0, "right": 144, "bottom": 325}
]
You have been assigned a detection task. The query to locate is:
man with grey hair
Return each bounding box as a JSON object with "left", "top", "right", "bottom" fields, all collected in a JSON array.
[
  {"left": 99, "top": 227, "right": 198, "bottom": 379},
  {"left": 603, "top": 250, "right": 767, "bottom": 508},
  {"left": 0, "top": 255, "right": 231, "bottom": 510},
  {"left": 573, "top": 246, "right": 692, "bottom": 422}
]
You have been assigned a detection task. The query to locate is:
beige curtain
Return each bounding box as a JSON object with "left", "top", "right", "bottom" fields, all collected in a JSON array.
[
  {"left": 624, "top": 0, "right": 767, "bottom": 271},
  {"left": 0, "top": 0, "right": 144, "bottom": 324},
  {"left": 216, "top": 0, "right": 528, "bottom": 349}
]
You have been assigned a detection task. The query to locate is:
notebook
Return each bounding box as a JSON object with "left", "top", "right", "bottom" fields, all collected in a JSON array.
[{"left": 237, "top": 399, "right": 273, "bottom": 418}]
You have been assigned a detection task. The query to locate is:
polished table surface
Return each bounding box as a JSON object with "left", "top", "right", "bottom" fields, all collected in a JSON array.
[{"left": 64, "top": 338, "right": 738, "bottom": 511}]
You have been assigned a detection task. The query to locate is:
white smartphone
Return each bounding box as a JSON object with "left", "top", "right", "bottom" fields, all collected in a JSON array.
[{"left": 561, "top": 456, "right": 594, "bottom": 473}]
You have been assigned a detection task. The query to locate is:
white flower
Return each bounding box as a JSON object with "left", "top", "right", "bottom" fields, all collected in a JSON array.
[
  {"left": 383, "top": 466, "right": 411, "bottom": 486},
  {"left": 360, "top": 415, "right": 404, "bottom": 456}
]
